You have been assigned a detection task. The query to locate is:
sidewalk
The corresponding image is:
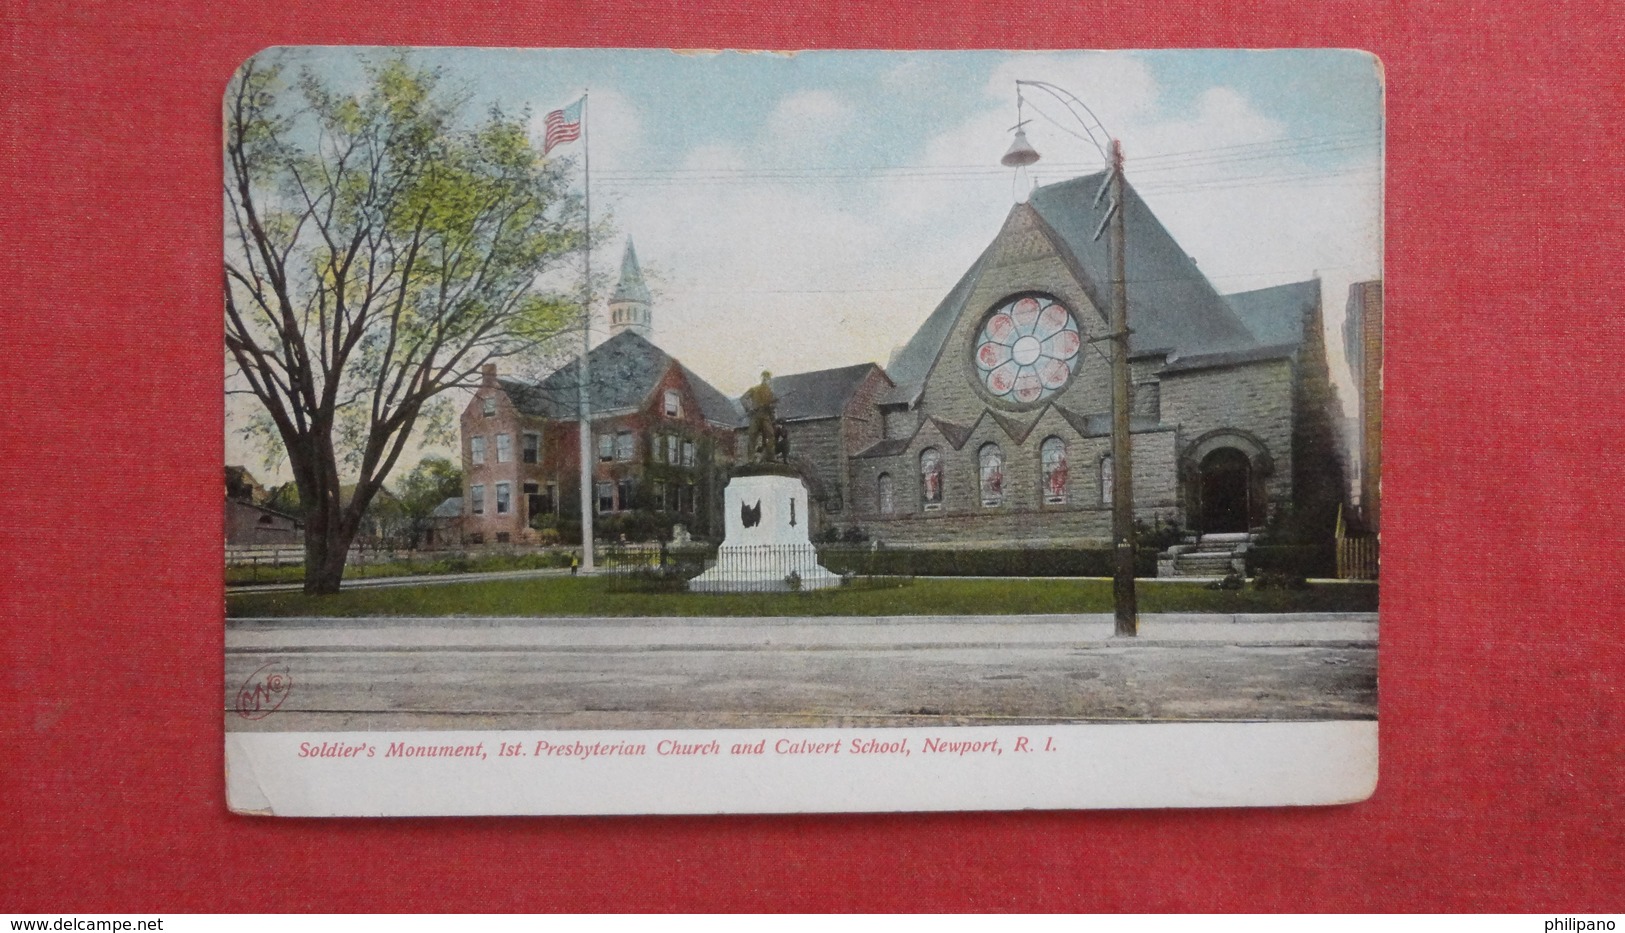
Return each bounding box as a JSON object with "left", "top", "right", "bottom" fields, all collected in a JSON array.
[{"left": 227, "top": 612, "right": 1377, "bottom": 650}]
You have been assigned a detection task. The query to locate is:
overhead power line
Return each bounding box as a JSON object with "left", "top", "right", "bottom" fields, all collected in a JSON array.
[{"left": 591, "top": 130, "right": 1380, "bottom": 187}]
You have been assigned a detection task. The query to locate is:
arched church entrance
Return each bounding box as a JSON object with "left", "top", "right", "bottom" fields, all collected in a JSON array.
[{"left": 1199, "top": 448, "right": 1252, "bottom": 533}]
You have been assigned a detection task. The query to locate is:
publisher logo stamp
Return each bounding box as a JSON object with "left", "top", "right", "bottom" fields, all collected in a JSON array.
[{"left": 235, "top": 661, "right": 293, "bottom": 720}]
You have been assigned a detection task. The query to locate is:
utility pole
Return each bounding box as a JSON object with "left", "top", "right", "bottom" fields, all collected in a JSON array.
[{"left": 1108, "top": 139, "right": 1139, "bottom": 636}]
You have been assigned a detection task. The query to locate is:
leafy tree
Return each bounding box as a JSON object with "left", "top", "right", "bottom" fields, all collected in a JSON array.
[
  {"left": 396, "top": 455, "right": 464, "bottom": 548},
  {"left": 225, "top": 52, "right": 585, "bottom": 593}
]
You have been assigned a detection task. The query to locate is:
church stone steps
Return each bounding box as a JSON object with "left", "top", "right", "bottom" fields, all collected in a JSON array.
[{"left": 1157, "top": 533, "right": 1258, "bottom": 578}]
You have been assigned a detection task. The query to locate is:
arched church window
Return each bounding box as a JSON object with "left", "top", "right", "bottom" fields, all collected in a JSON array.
[
  {"left": 979, "top": 443, "right": 1004, "bottom": 507},
  {"left": 877, "top": 473, "right": 895, "bottom": 514},
  {"left": 1041, "top": 436, "right": 1069, "bottom": 504},
  {"left": 972, "top": 293, "right": 1083, "bottom": 407},
  {"left": 920, "top": 448, "right": 943, "bottom": 509}
]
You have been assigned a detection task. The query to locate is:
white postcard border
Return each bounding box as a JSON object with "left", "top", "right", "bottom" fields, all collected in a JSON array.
[{"left": 227, "top": 721, "right": 1377, "bottom": 816}]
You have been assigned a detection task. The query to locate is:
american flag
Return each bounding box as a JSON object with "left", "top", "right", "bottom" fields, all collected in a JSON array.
[{"left": 543, "top": 98, "right": 583, "bottom": 154}]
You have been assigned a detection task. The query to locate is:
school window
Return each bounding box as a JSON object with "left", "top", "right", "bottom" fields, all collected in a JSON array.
[
  {"left": 496, "top": 433, "right": 512, "bottom": 463},
  {"left": 614, "top": 430, "right": 634, "bottom": 461},
  {"left": 653, "top": 480, "right": 666, "bottom": 510},
  {"left": 546, "top": 482, "right": 559, "bottom": 514},
  {"left": 596, "top": 482, "right": 614, "bottom": 514},
  {"left": 664, "top": 389, "right": 682, "bottom": 417},
  {"left": 470, "top": 436, "right": 486, "bottom": 466},
  {"left": 495, "top": 483, "right": 511, "bottom": 515},
  {"left": 666, "top": 435, "right": 679, "bottom": 464},
  {"left": 598, "top": 433, "right": 613, "bottom": 462},
  {"left": 654, "top": 434, "right": 668, "bottom": 463},
  {"left": 682, "top": 440, "right": 696, "bottom": 467},
  {"left": 481, "top": 396, "right": 496, "bottom": 417},
  {"left": 617, "top": 479, "right": 635, "bottom": 510},
  {"left": 522, "top": 433, "right": 540, "bottom": 464},
  {"left": 524, "top": 482, "right": 542, "bottom": 518},
  {"left": 680, "top": 483, "right": 695, "bottom": 513},
  {"left": 471, "top": 484, "right": 485, "bottom": 515}
]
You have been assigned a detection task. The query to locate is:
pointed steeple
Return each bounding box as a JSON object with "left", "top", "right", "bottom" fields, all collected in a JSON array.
[
  {"left": 611, "top": 238, "right": 652, "bottom": 305},
  {"left": 607, "top": 238, "right": 653, "bottom": 338}
]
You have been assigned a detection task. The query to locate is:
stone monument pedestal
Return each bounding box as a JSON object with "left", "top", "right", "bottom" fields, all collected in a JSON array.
[{"left": 688, "top": 469, "right": 841, "bottom": 593}]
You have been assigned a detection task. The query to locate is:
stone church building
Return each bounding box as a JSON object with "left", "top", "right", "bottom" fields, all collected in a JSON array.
[{"left": 837, "top": 172, "right": 1344, "bottom": 548}]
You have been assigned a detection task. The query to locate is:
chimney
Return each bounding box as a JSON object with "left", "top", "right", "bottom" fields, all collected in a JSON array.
[{"left": 481, "top": 362, "right": 497, "bottom": 387}]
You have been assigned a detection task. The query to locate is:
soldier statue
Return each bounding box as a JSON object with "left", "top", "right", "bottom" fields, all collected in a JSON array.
[{"left": 744, "top": 370, "right": 785, "bottom": 463}]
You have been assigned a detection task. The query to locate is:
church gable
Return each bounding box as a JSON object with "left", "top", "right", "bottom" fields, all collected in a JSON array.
[{"left": 912, "top": 202, "right": 1112, "bottom": 431}]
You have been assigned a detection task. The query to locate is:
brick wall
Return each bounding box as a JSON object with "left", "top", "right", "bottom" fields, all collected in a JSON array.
[
  {"left": 460, "top": 372, "right": 551, "bottom": 545},
  {"left": 463, "top": 362, "right": 737, "bottom": 544}
]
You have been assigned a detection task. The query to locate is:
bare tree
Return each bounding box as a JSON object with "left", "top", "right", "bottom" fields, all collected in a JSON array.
[{"left": 225, "top": 51, "right": 585, "bottom": 593}]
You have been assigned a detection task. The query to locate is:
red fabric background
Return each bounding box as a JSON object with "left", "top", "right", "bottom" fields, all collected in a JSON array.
[{"left": 3, "top": 0, "right": 1620, "bottom": 913}]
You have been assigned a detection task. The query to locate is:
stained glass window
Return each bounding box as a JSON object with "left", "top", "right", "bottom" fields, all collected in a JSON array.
[
  {"left": 1100, "top": 454, "right": 1113, "bottom": 506},
  {"left": 979, "top": 443, "right": 1004, "bottom": 507},
  {"left": 1041, "top": 436, "right": 1069, "bottom": 504},
  {"left": 920, "top": 448, "right": 943, "bottom": 508},
  {"left": 972, "top": 293, "right": 1083, "bottom": 406}
]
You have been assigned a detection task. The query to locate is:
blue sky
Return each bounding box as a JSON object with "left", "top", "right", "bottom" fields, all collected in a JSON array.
[{"left": 228, "top": 47, "right": 1382, "bottom": 480}]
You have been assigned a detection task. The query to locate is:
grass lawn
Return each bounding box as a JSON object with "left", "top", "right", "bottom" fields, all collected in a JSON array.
[
  {"left": 225, "top": 550, "right": 575, "bottom": 585},
  {"left": 227, "top": 575, "right": 1378, "bottom": 618}
]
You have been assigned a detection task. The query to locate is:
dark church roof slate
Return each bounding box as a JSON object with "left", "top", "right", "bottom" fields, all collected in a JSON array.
[
  {"left": 1224, "top": 279, "right": 1319, "bottom": 349},
  {"left": 853, "top": 437, "right": 911, "bottom": 459},
  {"left": 881, "top": 172, "right": 1262, "bottom": 406},
  {"left": 763, "top": 363, "right": 888, "bottom": 423},
  {"left": 1157, "top": 342, "right": 1298, "bottom": 375},
  {"left": 499, "top": 330, "right": 741, "bottom": 427}
]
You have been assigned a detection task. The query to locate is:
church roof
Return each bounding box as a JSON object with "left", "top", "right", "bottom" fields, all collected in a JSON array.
[
  {"left": 763, "top": 363, "right": 889, "bottom": 422},
  {"left": 610, "top": 238, "right": 652, "bottom": 305},
  {"left": 1224, "top": 279, "right": 1320, "bottom": 348},
  {"left": 881, "top": 172, "right": 1262, "bottom": 405},
  {"left": 500, "top": 330, "right": 741, "bottom": 427}
]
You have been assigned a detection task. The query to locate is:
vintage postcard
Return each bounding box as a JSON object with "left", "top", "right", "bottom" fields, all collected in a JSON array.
[{"left": 223, "top": 47, "right": 1383, "bottom": 816}]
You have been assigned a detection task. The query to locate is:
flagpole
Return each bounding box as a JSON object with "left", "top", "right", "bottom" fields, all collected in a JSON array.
[{"left": 576, "top": 89, "right": 595, "bottom": 573}]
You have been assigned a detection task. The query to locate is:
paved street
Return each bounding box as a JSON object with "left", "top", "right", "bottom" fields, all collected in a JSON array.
[{"left": 226, "top": 613, "right": 1377, "bottom": 731}]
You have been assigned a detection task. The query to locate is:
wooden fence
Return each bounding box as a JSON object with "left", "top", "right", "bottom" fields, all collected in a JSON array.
[{"left": 1336, "top": 536, "right": 1379, "bottom": 580}]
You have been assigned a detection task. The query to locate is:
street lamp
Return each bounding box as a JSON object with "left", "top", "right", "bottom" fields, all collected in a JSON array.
[{"left": 1005, "top": 80, "right": 1139, "bottom": 637}]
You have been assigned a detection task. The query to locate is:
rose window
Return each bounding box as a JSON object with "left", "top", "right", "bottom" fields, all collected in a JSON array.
[{"left": 973, "top": 294, "right": 1082, "bottom": 405}]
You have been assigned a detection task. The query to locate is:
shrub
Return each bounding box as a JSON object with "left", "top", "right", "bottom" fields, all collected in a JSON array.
[
  {"left": 1252, "top": 570, "right": 1310, "bottom": 590},
  {"left": 1206, "top": 572, "right": 1245, "bottom": 591},
  {"left": 817, "top": 547, "right": 1159, "bottom": 578},
  {"left": 1134, "top": 517, "right": 1187, "bottom": 552},
  {"left": 1246, "top": 544, "right": 1335, "bottom": 579}
]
